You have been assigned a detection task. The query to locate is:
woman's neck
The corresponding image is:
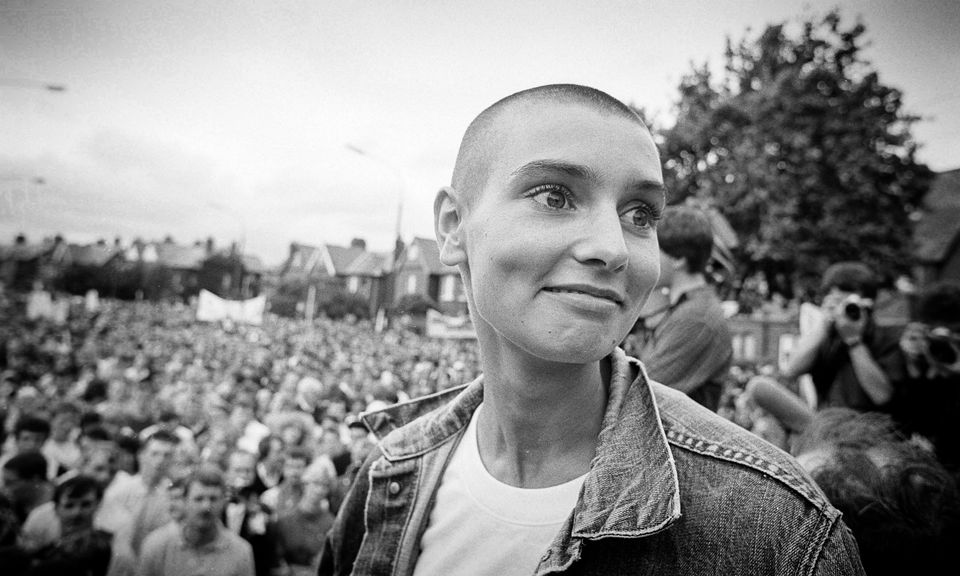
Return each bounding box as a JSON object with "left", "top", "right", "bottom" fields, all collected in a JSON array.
[{"left": 476, "top": 354, "right": 608, "bottom": 489}]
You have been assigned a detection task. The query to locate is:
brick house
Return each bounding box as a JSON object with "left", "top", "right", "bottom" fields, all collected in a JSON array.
[{"left": 393, "top": 236, "right": 468, "bottom": 316}]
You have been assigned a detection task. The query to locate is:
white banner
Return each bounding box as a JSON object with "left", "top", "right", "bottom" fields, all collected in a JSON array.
[
  {"left": 196, "top": 289, "right": 266, "bottom": 325},
  {"left": 426, "top": 309, "right": 476, "bottom": 339}
]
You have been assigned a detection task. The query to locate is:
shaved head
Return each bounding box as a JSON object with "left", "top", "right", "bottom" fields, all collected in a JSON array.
[{"left": 451, "top": 84, "right": 650, "bottom": 200}]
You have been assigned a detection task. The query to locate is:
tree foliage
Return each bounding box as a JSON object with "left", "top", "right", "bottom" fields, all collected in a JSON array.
[{"left": 659, "top": 10, "right": 933, "bottom": 297}]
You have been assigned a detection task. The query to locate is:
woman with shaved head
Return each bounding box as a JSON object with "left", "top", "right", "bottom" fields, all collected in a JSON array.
[{"left": 319, "top": 85, "right": 864, "bottom": 575}]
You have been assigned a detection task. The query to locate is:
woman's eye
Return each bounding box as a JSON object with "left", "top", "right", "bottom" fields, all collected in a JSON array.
[
  {"left": 622, "top": 205, "right": 660, "bottom": 230},
  {"left": 529, "top": 185, "right": 572, "bottom": 209}
]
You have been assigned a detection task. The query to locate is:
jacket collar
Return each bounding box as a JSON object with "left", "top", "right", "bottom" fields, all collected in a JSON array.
[{"left": 361, "top": 348, "right": 681, "bottom": 539}]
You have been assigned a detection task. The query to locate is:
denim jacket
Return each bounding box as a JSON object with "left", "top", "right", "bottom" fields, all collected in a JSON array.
[{"left": 319, "top": 348, "right": 864, "bottom": 575}]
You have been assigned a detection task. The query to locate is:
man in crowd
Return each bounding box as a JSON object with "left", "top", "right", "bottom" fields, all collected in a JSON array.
[
  {"left": 635, "top": 204, "right": 733, "bottom": 411},
  {"left": 24, "top": 474, "right": 121, "bottom": 576},
  {"left": 261, "top": 446, "right": 311, "bottom": 517},
  {"left": 319, "top": 84, "right": 863, "bottom": 574},
  {"left": 20, "top": 439, "right": 130, "bottom": 551},
  {"left": 41, "top": 401, "right": 82, "bottom": 479},
  {"left": 273, "top": 462, "right": 336, "bottom": 576},
  {"left": 139, "top": 467, "right": 254, "bottom": 576},
  {"left": 110, "top": 429, "right": 179, "bottom": 556},
  {"left": 0, "top": 415, "right": 51, "bottom": 471},
  {"left": 782, "top": 261, "right": 901, "bottom": 411},
  {"left": 0, "top": 451, "right": 50, "bottom": 526},
  {"left": 224, "top": 448, "right": 277, "bottom": 576}
]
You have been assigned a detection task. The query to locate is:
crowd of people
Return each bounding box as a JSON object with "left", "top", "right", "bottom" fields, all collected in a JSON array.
[
  {"left": 1, "top": 83, "right": 958, "bottom": 573},
  {"left": 1, "top": 262, "right": 958, "bottom": 574},
  {"left": 0, "top": 293, "right": 480, "bottom": 575}
]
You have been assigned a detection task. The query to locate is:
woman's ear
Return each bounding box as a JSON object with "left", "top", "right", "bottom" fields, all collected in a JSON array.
[{"left": 434, "top": 186, "right": 467, "bottom": 266}]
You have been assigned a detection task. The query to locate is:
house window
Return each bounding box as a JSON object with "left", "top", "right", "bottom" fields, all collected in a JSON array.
[
  {"left": 407, "top": 243, "right": 419, "bottom": 261},
  {"left": 347, "top": 276, "right": 359, "bottom": 294},
  {"left": 406, "top": 274, "right": 417, "bottom": 294},
  {"left": 440, "top": 275, "right": 456, "bottom": 302}
]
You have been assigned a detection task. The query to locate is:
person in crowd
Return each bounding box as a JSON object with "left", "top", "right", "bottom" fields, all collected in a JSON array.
[
  {"left": 139, "top": 466, "right": 254, "bottom": 576},
  {"left": 734, "top": 372, "right": 815, "bottom": 451},
  {"left": 255, "top": 434, "right": 285, "bottom": 493},
  {"left": 199, "top": 424, "right": 237, "bottom": 471},
  {"left": 22, "top": 474, "right": 120, "bottom": 576},
  {"left": 781, "top": 261, "right": 901, "bottom": 411},
  {"left": 19, "top": 441, "right": 129, "bottom": 551},
  {"left": 0, "top": 491, "right": 31, "bottom": 574},
  {"left": 261, "top": 446, "right": 311, "bottom": 517},
  {"left": 887, "top": 279, "right": 960, "bottom": 477},
  {"left": 295, "top": 376, "right": 325, "bottom": 425},
  {"left": 76, "top": 425, "right": 116, "bottom": 463},
  {"left": 634, "top": 204, "right": 734, "bottom": 411},
  {"left": 273, "top": 414, "right": 313, "bottom": 454},
  {"left": 1, "top": 451, "right": 51, "bottom": 527},
  {"left": 272, "top": 462, "right": 336, "bottom": 576},
  {"left": 791, "top": 407, "right": 960, "bottom": 576},
  {"left": 231, "top": 399, "right": 271, "bottom": 456},
  {"left": 111, "top": 433, "right": 139, "bottom": 477},
  {"left": 41, "top": 401, "right": 82, "bottom": 479},
  {"left": 316, "top": 425, "right": 351, "bottom": 479},
  {"left": 1, "top": 386, "right": 46, "bottom": 454},
  {"left": 110, "top": 429, "right": 179, "bottom": 556},
  {"left": 138, "top": 409, "right": 196, "bottom": 454},
  {"left": 340, "top": 427, "right": 374, "bottom": 493},
  {"left": 318, "top": 84, "right": 864, "bottom": 574},
  {"left": 0, "top": 416, "right": 51, "bottom": 471},
  {"left": 224, "top": 449, "right": 277, "bottom": 576}
]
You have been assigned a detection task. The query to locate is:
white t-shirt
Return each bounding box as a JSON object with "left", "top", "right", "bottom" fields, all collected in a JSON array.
[{"left": 413, "top": 404, "right": 586, "bottom": 576}]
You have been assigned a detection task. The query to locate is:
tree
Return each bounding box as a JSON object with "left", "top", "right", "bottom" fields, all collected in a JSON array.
[{"left": 659, "top": 10, "right": 933, "bottom": 298}]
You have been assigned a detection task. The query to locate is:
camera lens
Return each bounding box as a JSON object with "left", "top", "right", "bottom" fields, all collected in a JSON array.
[
  {"left": 928, "top": 336, "right": 958, "bottom": 365},
  {"left": 843, "top": 302, "right": 862, "bottom": 321}
]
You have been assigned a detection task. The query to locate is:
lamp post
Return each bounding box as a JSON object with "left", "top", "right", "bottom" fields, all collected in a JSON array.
[
  {"left": 344, "top": 144, "right": 405, "bottom": 243},
  {"left": 0, "top": 79, "right": 67, "bottom": 92},
  {"left": 344, "top": 144, "right": 407, "bottom": 323}
]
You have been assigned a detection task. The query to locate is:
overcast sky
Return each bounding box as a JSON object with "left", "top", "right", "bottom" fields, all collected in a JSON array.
[{"left": 2, "top": 0, "right": 958, "bottom": 266}]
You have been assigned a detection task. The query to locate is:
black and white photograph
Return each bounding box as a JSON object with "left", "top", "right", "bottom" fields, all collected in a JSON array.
[{"left": 1, "top": 1, "right": 958, "bottom": 575}]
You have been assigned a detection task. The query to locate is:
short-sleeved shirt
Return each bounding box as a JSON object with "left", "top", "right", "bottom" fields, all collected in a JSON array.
[
  {"left": 808, "top": 322, "right": 902, "bottom": 411},
  {"left": 138, "top": 523, "right": 255, "bottom": 576},
  {"left": 638, "top": 285, "right": 733, "bottom": 411}
]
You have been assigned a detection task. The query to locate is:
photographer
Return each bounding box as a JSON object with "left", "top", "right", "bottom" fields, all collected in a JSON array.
[
  {"left": 888, "top": 280, "right": 960, "bottom": 478},
  {"left": 782, "top": 261, "right": 901, "bottom": 411}
]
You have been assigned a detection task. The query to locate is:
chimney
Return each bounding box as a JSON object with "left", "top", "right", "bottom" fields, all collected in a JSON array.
[{"left": 350, "top": 238, "right": 367, "bottom": 251}]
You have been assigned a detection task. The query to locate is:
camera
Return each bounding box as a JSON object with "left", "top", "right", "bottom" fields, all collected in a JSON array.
[
  {"left": 840, "top": 295, "right": 871, "bottom": 322},
  {"left": 927, "top": 327, "right": 959, "bottom": 365}
]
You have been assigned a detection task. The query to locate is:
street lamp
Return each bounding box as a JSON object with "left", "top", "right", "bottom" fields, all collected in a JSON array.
[
  {"left": 344, "top": 143, "right": 405, "bottom": 242},
  {"left": 344, "top": 143, "right": 408, "bottom": 325},
  {"left": 0, "top": 79, "right": 67, "bottom": 92}
]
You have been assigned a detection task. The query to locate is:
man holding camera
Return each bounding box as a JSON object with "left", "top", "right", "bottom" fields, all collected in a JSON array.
[{"left": 782, "top": 261, "right": 902, "bottom": 412}]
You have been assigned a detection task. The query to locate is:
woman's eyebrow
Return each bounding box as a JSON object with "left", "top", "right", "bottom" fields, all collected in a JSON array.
[
  {"left": 510, "top": 159, "right": 667, "bottom": 197},
  {"left": 509, "top": 159, "right": 595, "bottom": 180}
]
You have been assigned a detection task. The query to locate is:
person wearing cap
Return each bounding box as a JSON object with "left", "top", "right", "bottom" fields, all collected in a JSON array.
[{"left": 781, "top": 261, "right": 902, "bottom": 412}]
